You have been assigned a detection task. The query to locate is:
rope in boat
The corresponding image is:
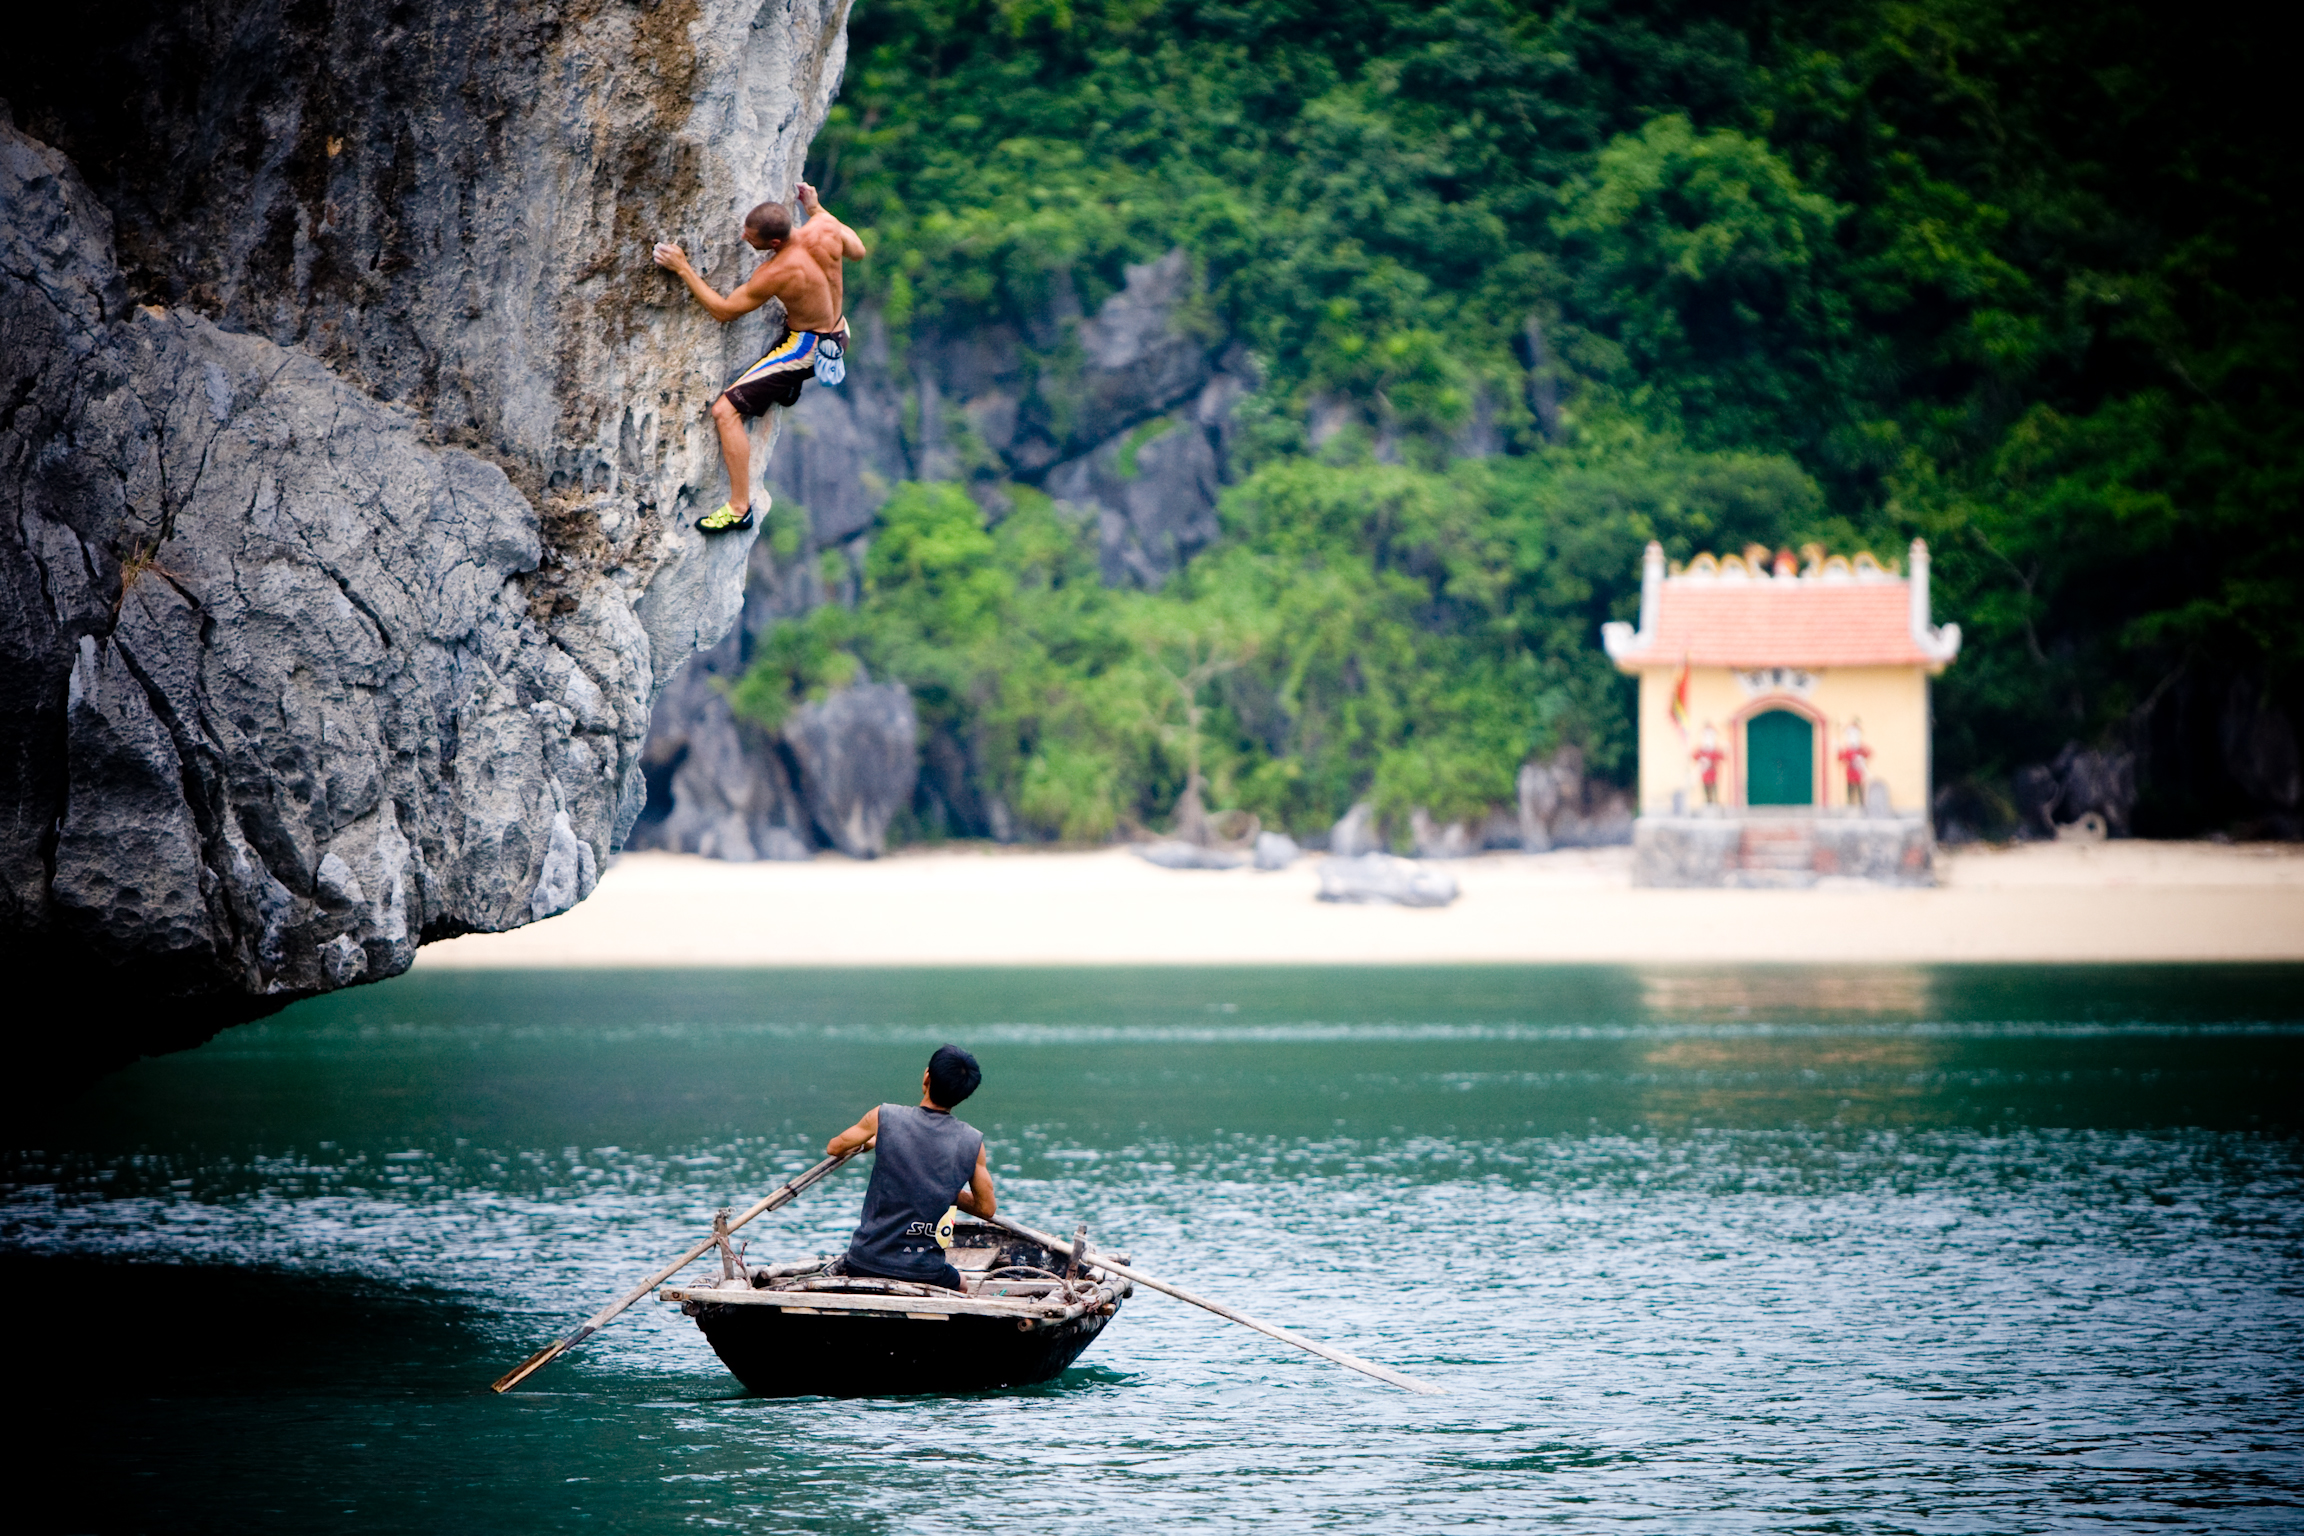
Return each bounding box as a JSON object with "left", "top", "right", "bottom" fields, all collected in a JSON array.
[
  {"left": 976, "top": 1264, "right": 1106, "bottom": 1306},
  {"left": 738, "top": 1237, "right": 1118, "bottom": 1314}
]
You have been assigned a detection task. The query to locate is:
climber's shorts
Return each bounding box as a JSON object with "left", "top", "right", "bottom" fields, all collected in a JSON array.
[{"left": 718, "top": 323, "right": 846, "bottom": 418}]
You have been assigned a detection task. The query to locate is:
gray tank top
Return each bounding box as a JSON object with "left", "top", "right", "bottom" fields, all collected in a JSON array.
[{"left": 846, "top": 1104, "right": 984, "bottom": 1279}]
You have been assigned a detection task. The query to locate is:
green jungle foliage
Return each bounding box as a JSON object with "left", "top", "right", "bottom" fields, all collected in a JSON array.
[{"left": 738, "top": 0, "right": 2298, "bottom": 840}]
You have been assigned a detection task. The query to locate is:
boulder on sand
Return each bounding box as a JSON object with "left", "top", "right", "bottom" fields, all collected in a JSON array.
[
  {"left": 1133, "top": 840, "right": 1247, "bottom": 870},
  {"left": 1315, "top": 853, "right": 1459, "bottom": 908},
  {"left": 1252, "top": 831, "right": 1301, "bottom": 870},
  {"left": 1518, "top": 745, "right": 1634, "bottom": 849},
  {"left": 1409, "top": 809, "right": 1474, "bottom": 859},
  {"left": 2013, "top": 742, "right": 2140, "bottom": 838},
  {"left": 1329, "top": 802, "right": 1381, "bottom": 856}
]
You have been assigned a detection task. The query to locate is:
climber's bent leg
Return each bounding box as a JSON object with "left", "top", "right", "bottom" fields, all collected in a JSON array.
[
  {"left": 697, "top": 325, "right": 816, "bottom": 533},
  {"left": 711, "top": 393, "right": 751, "bottom": 509},
  {"left": 698, "top": 393, "right": 754, "bottom": 532}
]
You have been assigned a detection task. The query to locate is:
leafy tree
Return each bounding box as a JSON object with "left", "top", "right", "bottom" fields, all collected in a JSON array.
[{"left": 770, "top": 0, "right": 2297, "bottom": 839}]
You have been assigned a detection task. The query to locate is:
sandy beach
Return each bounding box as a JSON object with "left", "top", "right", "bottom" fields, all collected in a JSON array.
[{"left": 416, "top": 839, "right": 2304, "bottom": 968}]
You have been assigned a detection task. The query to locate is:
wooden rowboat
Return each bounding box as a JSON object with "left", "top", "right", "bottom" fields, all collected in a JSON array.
[
  {"left": 661, "top": 1219, "right": 1131, "bottom": 1397},
  {"left": 496, "top": 1153, "right": 1436, "bottom": 1399}
]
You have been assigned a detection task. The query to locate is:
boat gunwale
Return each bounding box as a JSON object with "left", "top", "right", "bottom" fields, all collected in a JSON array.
[{"left": 661, "top": 1281, "right": 1123, "bottom": 1323}]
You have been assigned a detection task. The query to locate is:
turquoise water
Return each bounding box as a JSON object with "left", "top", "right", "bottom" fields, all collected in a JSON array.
[{"left": 6, "top": 965, "right": 2302, "bottom": 1532}]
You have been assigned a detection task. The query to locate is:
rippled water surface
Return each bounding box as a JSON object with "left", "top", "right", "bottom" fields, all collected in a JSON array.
[{"left": 7, "top": 965, "right": 2303, "bottom": 1532}]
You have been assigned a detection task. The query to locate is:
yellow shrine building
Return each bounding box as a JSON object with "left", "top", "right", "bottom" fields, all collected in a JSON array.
[{"left": 1602, "top": 539, "right": 1961, "bottom": 817}]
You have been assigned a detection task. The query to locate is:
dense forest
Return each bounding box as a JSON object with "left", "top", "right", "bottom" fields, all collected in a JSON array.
[{"left": 741, "top": 0, "right": 2297, "bottom": 842}]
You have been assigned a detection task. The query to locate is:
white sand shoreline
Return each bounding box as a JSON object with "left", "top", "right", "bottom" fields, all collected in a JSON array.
[{"left": 416, "top": 840, "right": 2304, "bottom": 968}]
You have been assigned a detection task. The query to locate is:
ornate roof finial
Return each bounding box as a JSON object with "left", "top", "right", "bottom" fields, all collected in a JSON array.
[{"left": 1907, "top": 539, "right": 1961, "bottom": 664}]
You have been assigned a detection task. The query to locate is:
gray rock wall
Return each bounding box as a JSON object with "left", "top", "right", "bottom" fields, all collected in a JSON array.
[
  {"left": 785, "top": 684, "right": 920, "bottom": 858},
  {"left": 1044, "top": 411, "right": 1223, "bottom": 590},
  {"left": 629, "top": 632, "right": 816, "bottom": 863},
  {"left": 1, "top": 0, "right": 854, "bottom": 1083}
]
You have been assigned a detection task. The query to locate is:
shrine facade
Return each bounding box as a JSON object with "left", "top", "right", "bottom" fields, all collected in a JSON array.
[
  {"left": 1602, "top": 540, "right": 1960, "bottom": 886},
  {"left": 1603, "top": 539, "right": 1961, "bottom": 815}
]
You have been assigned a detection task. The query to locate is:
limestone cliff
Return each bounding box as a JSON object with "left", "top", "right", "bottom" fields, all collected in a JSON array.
[{"left": 0, "top": 0, "right": 853, "bottom": 1085}]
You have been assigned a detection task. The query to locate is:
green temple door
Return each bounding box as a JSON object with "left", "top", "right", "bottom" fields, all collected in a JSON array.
[{"left": 1745, "top": 709, "right": 1815, "bottom": 806}]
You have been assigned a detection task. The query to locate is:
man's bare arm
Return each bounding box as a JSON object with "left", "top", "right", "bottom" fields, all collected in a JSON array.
[
  {"left": 795, "top": 182, "right": 868, "bottom": 259},
  {"left": 652, "top": 242, "right": 778, "bottom": 323},
  {"left": 826, "top": 1105, "right": 880, "bottom": 1157},
  {"left": 953, "top": 1142, "right": 996, "bottom": 1217}
]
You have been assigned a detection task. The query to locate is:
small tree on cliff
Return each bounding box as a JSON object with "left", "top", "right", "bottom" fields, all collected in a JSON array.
[{"left": 1128, "top": 593, "right": 1266, "bottom": 846}]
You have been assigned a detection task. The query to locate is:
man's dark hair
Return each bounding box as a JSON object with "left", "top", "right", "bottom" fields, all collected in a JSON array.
[
  {"left": 927, "top": 1044, "right": 982, "bottom": 1108},
  {"left": 744, "top": 201, "right": 792, "bottom": 243}
]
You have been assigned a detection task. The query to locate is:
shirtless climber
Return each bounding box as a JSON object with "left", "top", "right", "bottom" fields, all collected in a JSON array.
[{"left": 652, "top": 181, "right": 866, "bottom": 532}]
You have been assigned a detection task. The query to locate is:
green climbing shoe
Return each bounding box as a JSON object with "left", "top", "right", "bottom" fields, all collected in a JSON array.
[{"left": 696, "top": 502, "right": 755, "bottom": 533}]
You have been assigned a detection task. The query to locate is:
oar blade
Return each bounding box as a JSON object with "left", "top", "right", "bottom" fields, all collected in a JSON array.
[
  {"left": 490, "top": 1336, "right": 574, "bottom": 1394},
  {"left": 484, "top": 1147, "right": 861, "bottom": 1393}
]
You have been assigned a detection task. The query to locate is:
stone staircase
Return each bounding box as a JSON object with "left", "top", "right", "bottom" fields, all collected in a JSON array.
[
  {"left": 1734, "top": 819, "right": 1819, "bottom": 887},
  {"left": 1633, "top": 811, "right": 1935, "bottom": 887}
]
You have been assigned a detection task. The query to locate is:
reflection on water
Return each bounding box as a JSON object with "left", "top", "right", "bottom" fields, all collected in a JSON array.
[
  {"left": 4, "top": 965, "right": 2302, "bottom": 1532},
  {"left": 1639, "top": 965, "right": 1937, "bottom": 1018}
]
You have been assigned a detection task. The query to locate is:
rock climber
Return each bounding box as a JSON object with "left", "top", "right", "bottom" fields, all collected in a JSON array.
[
  {"left": 652, "top": 180, "right": 865, "bottom": 533},
  {"left": 823, "top": 1045, "right": 996, "bottom": 1292}
]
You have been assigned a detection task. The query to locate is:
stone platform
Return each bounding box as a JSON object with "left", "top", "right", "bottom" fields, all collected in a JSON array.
[{"left": 1633, "top": 813, "right": 1935, "bottom": 887}]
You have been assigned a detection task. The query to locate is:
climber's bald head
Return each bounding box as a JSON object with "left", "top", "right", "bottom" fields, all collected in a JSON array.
[{"left": 743, "top": 201, "right": 792, "bottom": 248}]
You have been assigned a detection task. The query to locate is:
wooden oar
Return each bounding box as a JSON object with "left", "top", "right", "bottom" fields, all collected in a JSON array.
[
  {"left": 489, "top": 1147, "right": 862, "bottom": 1393},
  {"left": 983, "top": 1212, "right": 1444, "bottom": 1395}
]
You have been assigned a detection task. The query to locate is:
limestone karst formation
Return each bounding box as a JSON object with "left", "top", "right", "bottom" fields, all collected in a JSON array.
[{"left": 0, "top": 0, "right": 855, "bottom": 1086}]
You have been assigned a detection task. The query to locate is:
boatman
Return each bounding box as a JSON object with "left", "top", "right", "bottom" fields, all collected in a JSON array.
[
  {"left": 824, "top": 1045, "right": 995, "bottom": 1292},
  {"left": 651, "top": 180, "right": 865, "bottom": 534}
]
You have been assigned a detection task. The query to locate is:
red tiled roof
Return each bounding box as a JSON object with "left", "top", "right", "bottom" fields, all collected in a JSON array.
[{"left": 1633, "top": 582, "right": 1932, "bottom": 668}]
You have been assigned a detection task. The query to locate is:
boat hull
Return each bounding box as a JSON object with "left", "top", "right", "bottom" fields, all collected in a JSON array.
[{"left": 689, "top": 1299, "right": 1115, "bottom": 1396}]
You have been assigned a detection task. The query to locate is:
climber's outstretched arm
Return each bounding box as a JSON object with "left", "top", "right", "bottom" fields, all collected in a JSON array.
[{"left": 651, "top": 243, "right": 780, "bottom": 323}]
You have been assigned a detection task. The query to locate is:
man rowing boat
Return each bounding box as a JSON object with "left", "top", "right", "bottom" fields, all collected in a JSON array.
[
  {"left": 492, "top": 1034, "right": 1435, "bottom": 1396},
  {"left": 823, "top": 1045, "right": 995, "bottom": 1292},
  {"left": 651, "top": 180, "right": 866, "bottom": 533}
]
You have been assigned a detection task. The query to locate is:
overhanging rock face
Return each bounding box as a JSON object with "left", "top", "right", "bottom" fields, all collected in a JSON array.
[{"left": 0, "top": 1, "right": 854, "bottom": 1083}]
